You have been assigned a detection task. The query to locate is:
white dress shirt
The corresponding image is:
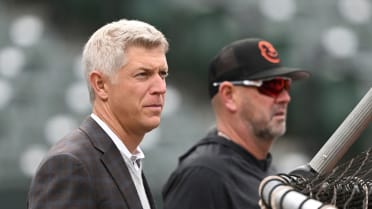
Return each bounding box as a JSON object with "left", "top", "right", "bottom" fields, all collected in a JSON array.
[{"left": 91, "top": 113, "right": 151, "bottom": 209}]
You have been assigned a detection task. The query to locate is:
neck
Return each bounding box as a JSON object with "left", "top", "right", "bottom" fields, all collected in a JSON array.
[
  {"left": 217, "top": 124, "right": 274, "bottom": 160},
  {"left": 92, "top": 107, "right": 143, "bottom": 153}
]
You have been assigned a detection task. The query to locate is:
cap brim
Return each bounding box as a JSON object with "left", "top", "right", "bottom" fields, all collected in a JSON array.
[{"left": 249, "top": 67, "right": 311, "bottom": 81}]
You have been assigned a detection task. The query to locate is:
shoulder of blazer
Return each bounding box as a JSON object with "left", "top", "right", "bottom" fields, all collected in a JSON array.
[{"left": 78, "top": 116, "right": 114, "bottom": 153}]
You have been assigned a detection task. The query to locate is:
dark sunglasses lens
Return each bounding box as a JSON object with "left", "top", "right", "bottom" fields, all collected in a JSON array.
[{"left": 258, "top": 78, "right": 291, "bottom": 97}]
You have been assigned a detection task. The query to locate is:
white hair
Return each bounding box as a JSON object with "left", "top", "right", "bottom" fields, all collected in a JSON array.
[{"left": 82, "top": 19, "right": 169, "bottom": 102}]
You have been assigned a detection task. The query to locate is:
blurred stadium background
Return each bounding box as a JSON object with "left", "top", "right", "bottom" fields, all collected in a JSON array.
[{"left": 0, "top": 0, "right": 371, "bottom": 208}]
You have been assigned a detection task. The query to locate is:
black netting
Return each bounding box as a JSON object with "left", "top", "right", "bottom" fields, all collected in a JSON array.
[{"left": 282, "top": 148, "right": 372, "bottom": 209}]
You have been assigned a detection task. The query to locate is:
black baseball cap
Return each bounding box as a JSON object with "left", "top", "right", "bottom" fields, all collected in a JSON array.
[{"left": 208, "top": 38, "right": 310, "bottom": 98}]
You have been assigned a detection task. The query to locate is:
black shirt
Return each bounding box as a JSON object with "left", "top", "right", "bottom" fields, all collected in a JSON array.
[{"left": 162, "top": 129, "right": 276, "bottom": 209}]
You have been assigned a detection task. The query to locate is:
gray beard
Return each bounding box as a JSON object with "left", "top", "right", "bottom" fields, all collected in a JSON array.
[{"left": 255, "top": 125, "right": 286, "bottom": 141}]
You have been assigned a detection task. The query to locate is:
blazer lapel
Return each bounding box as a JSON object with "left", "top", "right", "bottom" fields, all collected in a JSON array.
[
  {"left": 101, "top": 147, "right": 143, "bottom": 209},
  {"left": 142, "top": 174, "right": 157, "bottom": 209},
  {"left": 80, "top": 117, "right": 143, "bottom": 209}
]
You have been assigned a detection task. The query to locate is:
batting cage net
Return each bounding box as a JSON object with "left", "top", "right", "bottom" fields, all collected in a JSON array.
[
  {"left": 259, "top": 148, "right": 371, "bottom": 209},
  {"left": 259, "top": 88, "right": 371, "bottom": 209}
]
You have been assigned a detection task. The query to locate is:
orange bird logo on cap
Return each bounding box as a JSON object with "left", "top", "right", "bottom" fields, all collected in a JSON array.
[{"left": 258, "top": 41, "right": 280, "bottom": 64}]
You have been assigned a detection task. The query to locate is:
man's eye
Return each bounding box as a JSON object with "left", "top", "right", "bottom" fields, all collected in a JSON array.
[
  {"left": 136, "top": 72, "right": 148, "bottom": 77},
  {"left": 160, "top": 71, "right": 169, "bottom": 78}
]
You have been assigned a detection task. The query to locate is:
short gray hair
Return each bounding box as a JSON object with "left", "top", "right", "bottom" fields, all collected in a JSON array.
[{"left": 82, "top": 19, "right": 169, "bottom": 102}]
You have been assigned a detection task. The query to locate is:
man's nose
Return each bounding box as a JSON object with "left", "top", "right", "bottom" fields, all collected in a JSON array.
[
  {"left": 151, "top": 75, "right": 166, "bottom": 94},
  {"left": 275, "top": 89, "right": 291, "bottom": 103}
]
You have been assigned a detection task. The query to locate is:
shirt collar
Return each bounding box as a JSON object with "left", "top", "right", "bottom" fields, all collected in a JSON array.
[{"left": 213, "top": 129, "right": 272, "bottom": 171}]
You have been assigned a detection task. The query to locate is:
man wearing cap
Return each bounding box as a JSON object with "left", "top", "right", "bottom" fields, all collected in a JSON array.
[{"left": 162, "top": 38, "right": 310, "bottom": 209}]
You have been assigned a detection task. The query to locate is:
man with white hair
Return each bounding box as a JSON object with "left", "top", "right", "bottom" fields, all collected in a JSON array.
[{"left": 28, "top": 19, "right": 169, "bottom": 209}]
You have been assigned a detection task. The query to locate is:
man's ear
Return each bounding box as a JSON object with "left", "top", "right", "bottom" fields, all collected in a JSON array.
[
  {"left": 219, "top": 82, "right": 238, "bottom": 112},
  {"left": 89, "top": 70, "right": 109, "bottom": 101}
]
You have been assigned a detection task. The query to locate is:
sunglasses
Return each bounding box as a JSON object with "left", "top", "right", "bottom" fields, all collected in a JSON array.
[{"left": 212, "top": 77, "right": 292, "bottom": 98}]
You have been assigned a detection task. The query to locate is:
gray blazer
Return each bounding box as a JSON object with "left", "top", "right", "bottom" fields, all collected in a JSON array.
[{"left": 27, "top": 117, "right": 157, "bottom": 209}]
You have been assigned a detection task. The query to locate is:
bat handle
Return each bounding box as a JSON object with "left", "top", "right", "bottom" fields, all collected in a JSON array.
[{"left": 309, "top": 88, "right": 372, "bottom": 175}]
